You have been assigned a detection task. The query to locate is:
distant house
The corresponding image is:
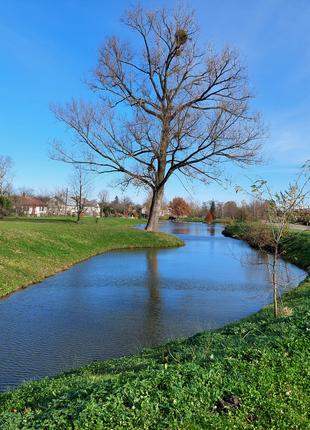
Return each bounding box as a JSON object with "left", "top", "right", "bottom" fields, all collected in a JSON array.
[
  {"left": 11, "top": 195, "right": 102, "bottom": 218},
  {"left": 83, "top": 200, "right": 100, "bottom": 216},
  {"left": 141, "top": 206, "right": 170, "bottom": 218},
  {"left": 66, "top": 199, "right": 100, "bottom": 217},
  {"left": 160, "top": 207, "right": 171, "bottom": 217},
  {"left": 47, "top": 197, "right": 67, "bottom": 216},
  {"left": 13, "top": 196, "right": 48, "bottom": 217},
  {"left": 141, "top": 206, "right": 148, "bottom": 217}
]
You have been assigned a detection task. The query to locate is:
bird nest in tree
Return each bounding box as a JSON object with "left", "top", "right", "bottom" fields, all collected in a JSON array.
[{"left": 175, "top": 28, "right": 188, "bottom": 55}]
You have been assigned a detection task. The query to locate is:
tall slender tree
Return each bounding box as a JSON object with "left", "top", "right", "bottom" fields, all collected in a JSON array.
[
  {"left": 210, "top": 200, "right": 216, "bottom": 218},
  {"left": 52, "top": 5, "right": 263, "bottom": 231},
  {"left": 70, "top": 165, "right": 92, "bottom": 222},
  {"left": 251, "top": 162, "right": 310, "bottom": 317},
  {"left": 0, "top": 155, "right": 13, "bottom": 196}
]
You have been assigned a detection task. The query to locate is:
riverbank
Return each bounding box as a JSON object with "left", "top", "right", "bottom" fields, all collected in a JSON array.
[
  {"left": 0, "top": 223, "right": 309, "bottom": 429},
  {"left": 223, "top": 222, "right": 310, "bottom": 271},
  {"left": 167, "top": 217, "right": 230, "bottom": 224},
  {"left": 0, "top": 217, "right": 183, "bottom": 298}
]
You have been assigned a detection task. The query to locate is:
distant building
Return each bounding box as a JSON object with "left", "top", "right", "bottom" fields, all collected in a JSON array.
[
  {"left": 141, "top": 206, "right": 170, "bottom": 217},
  {"left": 83, "top": 200, "right": 100, "bottom": 216},
  {"left": 47, "top": 197, "right": 67, "bottom": 216},
  {"left": 13, "top": 196, "right": 48, "bottom": 217}
]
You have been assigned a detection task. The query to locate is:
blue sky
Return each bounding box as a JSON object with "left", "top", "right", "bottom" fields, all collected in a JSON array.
[{"left": 0, "top": 0, "right": 309, "bottom": 204}]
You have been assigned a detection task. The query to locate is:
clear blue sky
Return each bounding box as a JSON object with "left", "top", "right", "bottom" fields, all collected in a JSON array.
[{"left": 0, "top": 0, "right": 309, "bottom": 204}]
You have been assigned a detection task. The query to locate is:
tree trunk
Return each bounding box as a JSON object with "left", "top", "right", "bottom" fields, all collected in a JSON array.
[
  {"left": 77, "top": 205, "right": 81, "bottom": 222},
  {"left": 145, "top": 187, "right": 164, "bottom": 232},
  {"left": 272, "top": 252, "right": 278, "bottom": 318}
]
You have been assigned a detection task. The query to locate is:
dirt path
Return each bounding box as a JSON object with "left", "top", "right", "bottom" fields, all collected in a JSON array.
[{"left": 289, "top": 224, "right": 310, "bottom": 231}]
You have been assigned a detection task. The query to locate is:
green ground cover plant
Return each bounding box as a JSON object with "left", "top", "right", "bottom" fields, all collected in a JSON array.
[{"left": 0, "top": 221, "right": 309, "bottom": 429}]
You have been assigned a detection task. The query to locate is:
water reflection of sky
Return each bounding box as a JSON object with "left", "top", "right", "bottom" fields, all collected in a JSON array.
[{"left": 0, "top": 222, "right": 306, "bottom": 391}]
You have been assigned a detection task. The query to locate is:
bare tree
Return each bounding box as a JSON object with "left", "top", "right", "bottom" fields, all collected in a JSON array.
[
  {"left": 17, "top": 187, "right": 34, "bottom": 197},
  {"left": 250, "top": 162, "right": 310, "bottom": 317},
  {"left": 223, "top": 201, "right": 239, "bottom": 219},
  {"left": 0, "top": 155, "right": 13, "bottom": 196},
  {"left": 51, "top": 5, "right": 263, "bottom": 231},
  {"left": 119, "top": 196, "right": 134, "bottom": 217},
  {"left": 70, "top": 165, "right": 92, "bottom": 222},
  {"left": 98, "top": 189, "right": 109, "bottom": 217},
  {"left": 50, "top": 187, "right": 69, "bottom": 215}
]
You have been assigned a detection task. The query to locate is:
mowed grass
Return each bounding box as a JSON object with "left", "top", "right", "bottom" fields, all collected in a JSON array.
[
  {"left": 0, "top": 223, "right": 309, "bottom": 429},
  {"left": 0, "top": 216, "right": 183, "bottom": 298}
]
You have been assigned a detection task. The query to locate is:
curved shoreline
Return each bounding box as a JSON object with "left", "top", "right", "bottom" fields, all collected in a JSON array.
[
  {"left": 223, "top": 222, "right": 310, "bottom": 271},
  {"left": 0, "top": 222, "right": 309, "bottom": 428},
  {"left": 0, "top": 218, "right": 183, "bottom": 300}
]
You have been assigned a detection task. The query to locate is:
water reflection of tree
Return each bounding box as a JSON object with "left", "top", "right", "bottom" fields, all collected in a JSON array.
[
  {"left": 207, "top": 224, "right": 215, "bottom": 236},
  {"left": 146, "top": 249, "right": 161, "bottom": 305},
  {"left": 170, "top": 224, "right": 191, "bottom": 235},
  {"left": 240, "top": 249, "right": 303, "bottom": 301},
  {"left": 144, "top": 249, "right": 162, "bottom": 346}
]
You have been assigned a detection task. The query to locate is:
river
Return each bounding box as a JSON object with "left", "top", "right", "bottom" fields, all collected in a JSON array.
[{"left": 0, "top": 222, "right": 306, "bottom": 391}]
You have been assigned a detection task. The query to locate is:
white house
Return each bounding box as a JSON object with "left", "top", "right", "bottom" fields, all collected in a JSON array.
[{"left": 14, "top": 196, "right": 48, "bottom": 217}]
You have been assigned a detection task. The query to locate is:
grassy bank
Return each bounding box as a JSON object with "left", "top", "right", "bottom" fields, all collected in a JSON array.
[
  {"left": 224, "top": 222, "right": 310, "bottom": 271},
  {"left": 0, "top": 223, "right": 309, "bottom": 429},
  {"left": 0, "top": 217, "right": 183, "bottom": 298}
]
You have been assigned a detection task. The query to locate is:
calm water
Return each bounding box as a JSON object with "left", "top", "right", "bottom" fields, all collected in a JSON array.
[{"left": 0, "top": 223, "right": 306, "bottom": 391}]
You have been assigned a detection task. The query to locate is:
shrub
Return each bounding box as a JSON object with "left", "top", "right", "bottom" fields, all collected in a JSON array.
[{"left": 0, "top": 195, "right": 12, "bottom": 218}]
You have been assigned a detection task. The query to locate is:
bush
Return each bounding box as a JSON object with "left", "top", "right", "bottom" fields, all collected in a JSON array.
[
  {"left": 243, "top": 222, "right": 273, "bottom": 249},
  {"left": 0, "top": 195, "right": 12, "bottom": 218}
]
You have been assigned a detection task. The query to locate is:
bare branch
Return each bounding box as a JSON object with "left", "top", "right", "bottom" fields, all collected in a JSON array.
[{"left": 51, "top": 4, "right": 263, "bottom": 231}]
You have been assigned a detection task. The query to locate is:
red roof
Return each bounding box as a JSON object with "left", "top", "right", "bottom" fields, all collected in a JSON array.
[{"left": 14, "top": 196, "right": 47, "bottom": 207}]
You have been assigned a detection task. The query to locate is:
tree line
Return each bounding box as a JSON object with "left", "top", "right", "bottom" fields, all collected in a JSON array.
[{"left": 1, "top": 154, "right": 309, "bottom": 225}]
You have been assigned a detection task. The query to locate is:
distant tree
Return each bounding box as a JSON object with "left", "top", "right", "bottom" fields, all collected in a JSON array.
[
  {"left": 216, "top": 201, "right": 224, "bottom": 219},
  {"left": 70, "top": 165, "right": 92, "bottom": 222},
  {"left": 113, "top": 196, "right": 119, "bottom": 205},
  {"left": 17, "top": 187, "right": 34, "bottom": 197},
  {"left": 0, "top": 195, "right": 12, "bottom": 218},
  {"left": 143, "top": 193, "right": 153, "bottom": 213},
  {"left": 119, "top": 196, "right": 133, "bottom": 216},
  {"left": 110, "top": 195, "right": 121, "bottom": 215},
  {"left": 0, "top": 156, "right": 13, "bottom": 196},
  {"left": 188, "top": 200, "right": 201, "bottom": 218},
  {"left": 205, "top": 211, "right": 214, "bottom": 224},
  {"left": 36, "top": 192, "right": 51, "bottom": 210},
  {"left": 51, "top": 4, "right": 263, "bottom": 232},
  {"left": 237, "top": 199, "right": 250, "bottom": 221},
  {"left": 98, "top": 190, "right": 110, "bottom": 217},
  {"left": 223, "top": 201, "right": 238, "bottom": 219},
  {"left": 295, "top": 209, "right": 310, "bottom": 226},
  {"left": 169, "top": 197, "right": 191, "bottom": 217},
  {"left": 51, "top": 188, "right": 69, "bottom": 215},
  {"left": 210, "top": 200, "right": 216, "bottom": 218}
]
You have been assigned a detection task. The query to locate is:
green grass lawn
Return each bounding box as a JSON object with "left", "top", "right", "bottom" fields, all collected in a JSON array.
[
  {"left": 0, "top": 216, "right": 183, "bottom": 298},
  {"left": 0, "top": 220, "right": 309, "bottom": 429}
]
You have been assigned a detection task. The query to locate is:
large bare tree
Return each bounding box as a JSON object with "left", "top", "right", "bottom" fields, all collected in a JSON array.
[{"left": 52, "top": 5, "right": 263, "bottom": 231}]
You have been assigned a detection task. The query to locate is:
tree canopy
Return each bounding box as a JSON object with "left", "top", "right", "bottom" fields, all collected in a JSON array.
[{"left": 52, "top": 5, "right": 263, "bottom": 230}]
